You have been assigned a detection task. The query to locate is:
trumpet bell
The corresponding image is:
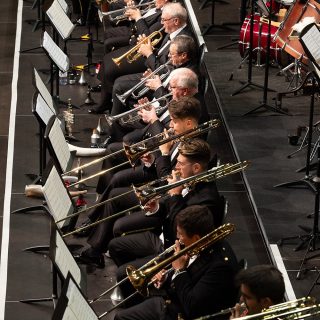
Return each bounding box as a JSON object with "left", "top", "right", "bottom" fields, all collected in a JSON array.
[{"left": 126, "top": 265, "right": 149, "bottom": 296}]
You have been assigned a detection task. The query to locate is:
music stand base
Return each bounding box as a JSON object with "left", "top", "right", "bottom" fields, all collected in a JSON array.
[
  {"left": 231, "top": 81, "right": 265, "bottom": 96},
  {"left": 11, "top": 205, "right": 48, "bottom": 214},
  {"left": 242, "top": 102, "right": 290, "bottom": 116},
  {"left": 274, "top": 177, "right": 316, "bottom": 193}
]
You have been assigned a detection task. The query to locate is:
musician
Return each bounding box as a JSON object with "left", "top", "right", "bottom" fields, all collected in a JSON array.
[
  {"left": 113, "top": 205, "right": 239, "bottom": 320},
  {"left": 89, "top": 2, "right": 190, "bottom": 114},
  {"left": 76, "top": 139, "right": 223, "bottom": 268},
  {"left": 230, "top": 265, "right": 285, "bottom": 318},
  {"left": 102, "top": 0, "right": 167, "bottom": 54}
]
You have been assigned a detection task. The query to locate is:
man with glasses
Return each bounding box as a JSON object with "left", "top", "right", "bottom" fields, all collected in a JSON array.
[{"left": 88, "top": 2, "right": 191, "bottom": 114}]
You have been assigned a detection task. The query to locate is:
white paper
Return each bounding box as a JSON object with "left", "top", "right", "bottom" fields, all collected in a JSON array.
[
  {"left": 43, "top": 165, "right": 73, "bottom": 227},
  {"left": 36, "top": 94, "right": 55, "bottom": 125},
  {"left": 46, "top": 0, "right": 75, "bottom": 39},
  {"left": 300, "top": 24, "right": 320, "bottom": 67},
  {"left": 55, "top": 232, "right": 82, "bottom": 287},
  {"left": 57, "top": 0, "right": 68, "bottom": 13},
  {"left": 34, "top": 68, "right": 56, "bottom": 113},
  {"left": 42, "top": 31, "right": 69, "bottom": 72},
  {"left": 48, "top": 118, "right": 72, "bottom": 172}
]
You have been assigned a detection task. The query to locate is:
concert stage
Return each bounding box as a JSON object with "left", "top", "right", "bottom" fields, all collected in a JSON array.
[{"left": 0, "top": 0, "right": 320, "bottom": 319}]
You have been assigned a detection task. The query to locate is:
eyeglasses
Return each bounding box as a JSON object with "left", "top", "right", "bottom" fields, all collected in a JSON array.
[{"left": 161, "top": 17, "right": 174, "bottom": 22}]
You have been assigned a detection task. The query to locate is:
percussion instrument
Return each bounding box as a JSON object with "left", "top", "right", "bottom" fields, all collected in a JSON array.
[
  {"left": 239, "top": 14, "right": 283, "bottom": 64},
  {"left": 275, "top": 0, "right": 320, "bottom": 64}
]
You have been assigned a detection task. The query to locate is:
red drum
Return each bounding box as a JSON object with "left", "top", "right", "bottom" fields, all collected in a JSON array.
[
  {"left": 239, "top": 14, "right": 282, "bottom": 64},
  {"left": 275, "top": 0, "right": 320, "bottom": 64}
]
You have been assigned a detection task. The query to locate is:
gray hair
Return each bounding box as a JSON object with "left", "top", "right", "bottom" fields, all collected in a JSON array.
[
  {"left": 170, "top": 68, "right": 198, "bottom": 90},
  {"left": 171, "top": 35, "right": 196, "bottom": 61},
  {"left": 162, "top": 2, "right": 188, "bottom": 23}
]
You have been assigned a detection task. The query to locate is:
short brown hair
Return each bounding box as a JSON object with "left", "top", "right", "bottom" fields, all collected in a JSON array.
[
  {"left": 168, "top": 97, "right": 201, "bottom": 122},
  {"left": 178, "top": 138, "right": 211, "bottom": 168}
]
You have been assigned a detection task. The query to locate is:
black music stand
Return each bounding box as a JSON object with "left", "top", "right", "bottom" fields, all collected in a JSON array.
[
  {"left": 21, "top": 221, "right": 86, "bottom": 306},
  {"left": 231, "top": 0, "right": 265, "bottom": 96},
  {"left": 241, "top": 0, "right": 289, "bottom": 115},
  {"left": 53, "top": 273, "right": 98, "bottom": 320}
]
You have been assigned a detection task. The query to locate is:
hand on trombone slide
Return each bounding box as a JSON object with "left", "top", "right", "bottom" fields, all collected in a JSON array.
[
  {"left": 167, "top": 169, "right": 183, "bottom": 196},
  {"left": 159, "top": 128, "right": 174, "bottom": 155}
]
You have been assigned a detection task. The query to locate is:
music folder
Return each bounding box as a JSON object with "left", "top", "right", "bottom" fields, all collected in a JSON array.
[
  {"left": 44, "top": 0, "right": 75, "bottom": 40},
  {"left": 299, "top": 23, "right": 320, "bottom": 80},
  {"left": 42, "top": 31, "right": 70, "bottom": 73},
  {"left": 52, "top": 273, "right": 97, "bottom": 320}
]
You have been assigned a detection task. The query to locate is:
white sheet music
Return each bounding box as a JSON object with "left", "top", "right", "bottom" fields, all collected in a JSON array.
[
  {"left": 42, "top": 31, "right": 69, "bottom": 72},
  {"left": 34, "top": 68, "right": 56, "bottom": 113},
  {"left": 55, "top": 232, "right": 82, "bottom": 287},
  {"left": 300, "top": 24, "right": 320, "bottom": 69},
  {"left": 57, "top": 0, "right": 68, "bottom": 14},
  {"left": 48, "top": 118, "right": 72, "bottom": 172},
  {"left": 43, "top": 166, "right": 73, "bottom": 228},
  {"left": 36, "top": 94, "right": 55, "bottom": 125},
  {"left": 64, "top": 279, "right": 98, "bottom": 320},
  {"left": 46, "top": 0, "right": 75, "bottom": 40}
]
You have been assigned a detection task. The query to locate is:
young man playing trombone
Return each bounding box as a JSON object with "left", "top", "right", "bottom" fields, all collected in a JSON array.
[{"left": 113, "top": 205, "right": 238, "bottom": 320}]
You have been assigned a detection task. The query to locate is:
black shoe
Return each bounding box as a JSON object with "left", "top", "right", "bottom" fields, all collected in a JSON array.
[
  {"left": 74, "top": 249, "right": 105, "bottom": 268},
  {"left": 74, "top": 219, "right": 92, "bottom": 237},
  {"left": 90, "top": 84, "right": 102, "bottom": 92},
  {"left": 88, "top": 105, "right": 108, "bottom": 114}
]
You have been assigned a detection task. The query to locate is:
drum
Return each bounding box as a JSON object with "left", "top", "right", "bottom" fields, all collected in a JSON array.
[
  {"left": 275, "top": 0, "right": 320, "bottom": 64},
  {"left": 239, "top": 14, "right": 282, "bottom": 64}
]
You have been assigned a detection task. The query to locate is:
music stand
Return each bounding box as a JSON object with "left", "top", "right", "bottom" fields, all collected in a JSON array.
[
  {"left": 21, "top": 220, "right": 86, "bottom": 305},
  {"left": 241, "top": 0, "right": 289, "bottom": 115},
  {"left": 52, "top": 273, "right": 98, "bottom": 320}
]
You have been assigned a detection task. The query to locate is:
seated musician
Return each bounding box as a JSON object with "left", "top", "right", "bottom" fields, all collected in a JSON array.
[
  {"left": 230, "top": 265, "right": 285, "bottom": 318},
  {"left": 113, "top": 205, "right": 239, "bottom": 320},
  {"left": 76, "top": 139, "right": 224, "bottom": 269},
  {"left": 102, "top": 0, "right": 166, "bottom": 54},
  {"left": 89, "top": 2, "right": 190, "bottom": 114}
]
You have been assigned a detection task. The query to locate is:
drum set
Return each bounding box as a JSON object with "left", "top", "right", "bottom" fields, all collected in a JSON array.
[{"left": 239, "top": 0, "right": 320, "bottom": 67}]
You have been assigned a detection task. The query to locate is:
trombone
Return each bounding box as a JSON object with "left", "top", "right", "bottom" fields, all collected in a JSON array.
[
  {"left": 62, "top": 160, "right": 248, "bottom": 237},
  {"left": 105, "top": 93, "right": 172, "bottom": 127},
  {"left": 63, "top": 119, "right": 220, "bottom": 188},
  {"left": 102, "top": 1, "right": 155, "bottom": 17},
  {"left": 95, "top": 223, "right": 235, "bottom": 319},
  {"left": 116, "top": 61, "right": 172, "bottom": 105},
  {"left": 112, "top": 26, "right": 165, "bottom": 66}
]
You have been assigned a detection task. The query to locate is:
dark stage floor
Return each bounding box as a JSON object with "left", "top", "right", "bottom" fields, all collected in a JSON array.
[{"left": 1, "top": 0, "right": 320, "bottom": 319}]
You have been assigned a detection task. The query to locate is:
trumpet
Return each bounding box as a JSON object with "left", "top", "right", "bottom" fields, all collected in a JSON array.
[
  {"left": 64, "top": 119, "right": 220, "bottom": 188},
  {"left": 112, "top": 26, "right": 165, "bottom": 66},
  {"left": 102, "top": 1, "right": 155, "bottom": 17},
  {"left": 116, "top": 61, "right": 172, "bottom": 105},
  {"left": 105, "top": 93, "right": 172, "bottom": 127},
  {"left": 62, "top": 160, "right": 248, "bottom": 237}
]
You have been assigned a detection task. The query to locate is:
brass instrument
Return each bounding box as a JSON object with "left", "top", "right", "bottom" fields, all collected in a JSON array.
[
  {"left": 105, "top": 93, "right": 172, "bottom": 127},
  {"left": 65, "top": 119, "right": 220, "bottom": 188},
  {"left": 63, "top": 98, "right": 76, "bottom": 140},
  {"left": 116, "top": 61, "right": 172, "bottom": 105},
  {"left": 234, "top": 297, "right": 320, "bottom": 320},
  {"left": 127, "top": 223, "right": 235, "bottom": 296},
  {"left": 62, "top": 160, "right": 248, "bottom": 237},
  {"left": 90, "top": 243, "right": 177, "bottom": 304},
  {"left": 134, "top": 161, "right": 249, "bottom": 206},
  {"left": 101, "top": 1, "right": 155, "bottom": 16},
  {"left": 112, "top": 26, "right": 165, "bottom": 66},
  {"left": 109, "top": 6, "right": 154, "bottom": 24}
]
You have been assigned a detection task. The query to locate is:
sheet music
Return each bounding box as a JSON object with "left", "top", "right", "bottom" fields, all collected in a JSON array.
[
  {"left": 42, "top": 31, "right": 69, "bottom": 72},
  {"left": 57, "top": 0, "right": 68, "bottom": 13},
  {"left": 64, "top": 279, "right": 98, "bottom": 320},
  {"left": 34, "top": 68, "right": 56, "bottom": 113},
  {"left": 36, "top": 94, "right": 55, "bottom": 125},
  {"left": 300, "top": 24, "right": 320, "bottom": 68},
  {"left": 55, "top": 232, "right": 82, "bottom": 287},
  {"left": 48, "top": 118, "right": 72, "bottom": 172},
  {"left": 43, "top": 166, "right": 73, "bottom": 228},
  {"left": 46, "top": 0, "right": 75, "bottom": 40}
]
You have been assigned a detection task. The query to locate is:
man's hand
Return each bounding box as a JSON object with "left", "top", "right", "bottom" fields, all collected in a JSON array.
[
  {"left": 159, "top": 128, "right": 174, "bottom": 156},
  {"left": 145, "top": 75, "right": 162, "bottom": 91},
  {"left": 125, "top": 8, "right": 142, "bottom": 21},
  {"left": 230, "top": 303, "right": 248, "bottom": 319},
  {"left": 140, "top": 153, "right": 155, "bottom": 167},
  {"left": 152, "top": 269, "right": 167, "bottom": 288},
  {"left": 143, "top": 199, "right": 159, "bottom": 216},
  {"left": 172, "top": 240, "right": 189, "bottom": 271},
  {"left": 167, "top": 170, "right": 183, "bottom": 196},
  {"left": 138, "top": 37, "right": 153, "bottom": 58}
]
